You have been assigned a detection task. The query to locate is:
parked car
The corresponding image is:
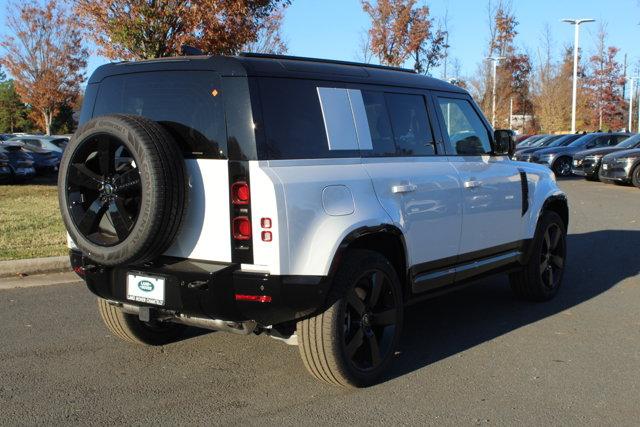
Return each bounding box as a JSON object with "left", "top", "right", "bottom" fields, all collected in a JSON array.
[
  {"left": 0, "top": 145, "right": 35, "bottom": 182},
  {"left": 515, "top": 133, "right": 535, "bottom": 144},
  {"left": 526, "top": 132, "right": 632, "bottom": 176},
  {"left": 516, "top": 134, "right": 547, "bottom": 148},
  {"left": 5, "top": 135, "right": 68, "bottom": 153},
  {"left": 0, "top": 133, "right": 15, "bottom": 141},
  {"left": 572, "top": 134, "right": 640, "bottom": 180},
  {"left": 19, "top": 144, "right": 61, "bottom": 174},
  {"left": 514, "top": 134, "right": 583, "bottom": 161},
  {"left": 59, "top": 53, "right": 568, "bottom": 387},
  {"left": 0, "top": 151, "right": 12, "bottom": 183},
  {"left": 599, "top": 148, "right": 640, "bottom": 188}
]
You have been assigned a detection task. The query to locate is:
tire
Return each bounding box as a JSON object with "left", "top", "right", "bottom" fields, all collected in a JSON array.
[
  {"left": 632, "top": 164, "right": 640, "bottom": 189},
  {"left": 510, "top": 211, "right": 567, "bottom": 302},
  {"left": 552, "top": 157, "right": 572, "bottom": 177},
  {"left": 97, "top": 298, "right": 186, "bottom": 345},
  {"left": 296, "top": 250, "right": 403, "bottom": 387},
  {"left": 585, "top": 173, "right": 599, "bottom": 182},
  {"left": 58, "top": 115, "right": 187, "bottom": 266}
]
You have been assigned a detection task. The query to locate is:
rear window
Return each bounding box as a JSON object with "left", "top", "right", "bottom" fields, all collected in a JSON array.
[{"left": 92, "top": 71, "right": 227, "bottom": 159}]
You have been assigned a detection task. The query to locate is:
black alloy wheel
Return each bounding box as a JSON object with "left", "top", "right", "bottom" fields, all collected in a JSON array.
[
  {"left": 343, "top": 269, "right": 398, "bottom": 372},
  {"left": 632, "top": 165, "right": 640, "bottom": 188},
  {"left": 554, "top": 157, "right": 572, "bottom": 177},
  {"left": 66, "top": 134, "right": 141, "bottom": 246},
  {"left": 538, "top": 222, "right": 565, "bottom": 292}
]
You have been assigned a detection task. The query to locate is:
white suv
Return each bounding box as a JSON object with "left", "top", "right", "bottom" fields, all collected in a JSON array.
[{"left": 58, "top": 54, "right": 568, "bottom": 387}]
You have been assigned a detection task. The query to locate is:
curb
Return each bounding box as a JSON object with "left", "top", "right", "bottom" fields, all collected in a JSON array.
[{"left": 0, "top": 256, "right": 71, "bottom": 278}]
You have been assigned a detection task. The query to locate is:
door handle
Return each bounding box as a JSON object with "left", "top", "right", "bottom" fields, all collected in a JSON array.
[
  {"left": 463, "top": 180, "right": 482, "bottom": 189},
  {"left": 391, "top": 184, "right": 417, "bottom": 194}
]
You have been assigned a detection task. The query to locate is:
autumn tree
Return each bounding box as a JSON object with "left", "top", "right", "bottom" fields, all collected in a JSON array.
[
  {"left": 241, "top": 6, "right": 287, "bottom": 54},
  {"left": 586, "top": 27, "right": 626, "bottom": 131},
  {"left": 361, "top": 0, "right": 447, "bottom": 73},
  {"left": 0, "top": 0, "right": 87, "bottom": 135},
  {"left": 75, "top": 0, "right": 290, "bottom": 60}
]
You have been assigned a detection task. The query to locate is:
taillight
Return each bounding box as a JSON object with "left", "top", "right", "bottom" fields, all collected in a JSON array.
[
  {"left": 231, "top": 181, "right": 250, "bottom": 205},
  {"left": 232, "top": 216, "right": 251, "bottom": 240}
]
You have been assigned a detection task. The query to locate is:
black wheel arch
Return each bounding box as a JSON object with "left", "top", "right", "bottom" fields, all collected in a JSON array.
[{"left": 328, "top": 225, "right": 409, "bottom": 297}]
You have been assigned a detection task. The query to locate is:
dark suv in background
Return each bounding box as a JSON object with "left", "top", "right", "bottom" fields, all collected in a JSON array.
[
  {"left": 600, "top": 148, "right": 640, "bottom": 188},
  {"left": 514, "top": 134, "right": 582, "bottom": 162},
  {"left": 572, "top": 134, "right": 640, "bottom": 180},
  {"left": 527, "top": 132, "right": 632, "bottom": 176}
]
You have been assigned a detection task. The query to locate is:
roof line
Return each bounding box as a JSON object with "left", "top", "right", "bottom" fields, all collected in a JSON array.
[{"left": 238, "top": 52, "right": 416, "bottom": 74}]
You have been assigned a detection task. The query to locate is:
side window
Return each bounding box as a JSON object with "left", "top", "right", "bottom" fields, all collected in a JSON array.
[
  {"left": 437, "top": 97, "right": 492, "bottom": 155},
  {"left": 258, "top": 78, "right": 359, "bottom": 159},
  {"left": 592, "top": 136, "right": 610, "bottom": 148},
  {"left": 26, "top": 139, "right": 40, "bottom": 148},
  {"left": 614, "top": 135, "right": 628, "bottom": 145},
  {"left": 361, "top": 91, "right": 396, "bottom": 156},
  {"left": 385, "top": 93, "right": 435, "bottom": 156}
]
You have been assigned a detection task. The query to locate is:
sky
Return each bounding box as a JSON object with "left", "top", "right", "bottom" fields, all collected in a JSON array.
[{"left": 0, "top": 0, "right": 639, "bottom": 80}]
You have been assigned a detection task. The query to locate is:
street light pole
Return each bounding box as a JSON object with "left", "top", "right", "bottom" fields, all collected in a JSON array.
[
  {"left": 562, "top": 18, "right": 595, "bottom": 133},
  {"left": 487, "top": 56, "right": 506, "bottom": 128},
  {"left": 628, "top": 77, "right": 638, "bottom": 132}
]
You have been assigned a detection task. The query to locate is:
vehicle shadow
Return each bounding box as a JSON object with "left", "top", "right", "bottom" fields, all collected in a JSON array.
[{"left": 385, "top": 229, "right": 640, "bottom": 381}]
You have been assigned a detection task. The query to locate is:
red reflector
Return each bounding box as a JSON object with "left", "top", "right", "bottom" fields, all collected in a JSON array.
[
  {"left": 233, "top": 216, "right": 252, "bottom": 240},
  {"left": 235, "top": 294, "right": 272, "bottom": 303},
  {"left": 261, "top": 231, "right": 272, "bottom": 242},
  {"left": 231, "top": 181, "right": 250, "bottom": 205},
  {"left": 73, "top": 266, "right": 85, "bottom": 276},
  {"left": 260, "top": 217, "right": 272, "bottom": 229}
]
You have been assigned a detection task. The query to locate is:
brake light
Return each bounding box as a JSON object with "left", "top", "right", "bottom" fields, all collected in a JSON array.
[
  {"left": 231, "top": 181, "right": 250, "bottom": 205},
  {"left": 232, "top": 216, "right": 252, "bottom": 240},
  {"left": 235, "top": 294, "right": 272, "bottom": 303}
]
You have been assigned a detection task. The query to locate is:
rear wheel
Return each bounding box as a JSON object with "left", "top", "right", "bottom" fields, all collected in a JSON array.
[
  {"left": 553, "top": 157, "right": 572, "bottom": 177},
  {"left": 97, "top": 298, "right": 186, "bottom": 346},
  {"left": 510, "top": 211, "right": 567, "bottom": 301},
  {"left": 297, "top": 250, "right": 403, "bottom": 387}
]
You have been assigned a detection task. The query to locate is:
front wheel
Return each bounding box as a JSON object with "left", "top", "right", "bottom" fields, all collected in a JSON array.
[
  {"left": 632, "top": 164, "right": 640, "bottom": 189},
  {"left": 297, "top": 250, "right": 403, "bottom": 387},
  {"left": 510, "top": 211, "right": 567, "bottom": 301},
  {"left": 553, "top": 157, "right": 573, "bottom": 177}
]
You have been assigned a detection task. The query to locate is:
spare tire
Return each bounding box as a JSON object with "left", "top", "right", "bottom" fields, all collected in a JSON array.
[{"left": 58, "top": 114, "right": 187, "bottom": 266}]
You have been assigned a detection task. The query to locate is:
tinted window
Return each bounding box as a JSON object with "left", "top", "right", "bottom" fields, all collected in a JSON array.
[
  {"left": 257, "top": 78, "right": 359, "bottom": 160},
  {"left": 93, "top": 71, "right": 227, "bottom": 158},
  {"left": 385, "top": 93, "right": 435, "bottom": 156},
  {"left": 591, "top": 135, "right": 611, "bottom": 148},
  {"left": 618, "top": 134, "right": 640, "bottom": 148},
  {"left": 361, "top": 91, "right": 395, "bottom": 156},
  {"left": 437, "top": 97, "right": 491, "bottom": 155}
]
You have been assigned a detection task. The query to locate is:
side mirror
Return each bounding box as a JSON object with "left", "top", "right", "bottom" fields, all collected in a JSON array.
[{"left": 494, "top": 129, "right": 515, "bottom": 157}]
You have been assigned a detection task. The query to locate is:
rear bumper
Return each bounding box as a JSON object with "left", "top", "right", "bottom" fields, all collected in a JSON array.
[{"left": 70, "top": 251, "right": 330, "bottom": 327}]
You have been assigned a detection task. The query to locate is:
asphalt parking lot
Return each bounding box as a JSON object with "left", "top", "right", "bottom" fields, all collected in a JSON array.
[{"left": 1, "top": 178, "right": 639, "bottom": 425}]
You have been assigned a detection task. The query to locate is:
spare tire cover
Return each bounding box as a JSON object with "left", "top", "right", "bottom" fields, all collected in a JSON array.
[{"left": 58, "top": 114, "right": 187, "bottom": 266}]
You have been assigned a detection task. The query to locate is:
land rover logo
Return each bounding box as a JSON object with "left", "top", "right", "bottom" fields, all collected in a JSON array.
[{"left": 137, "top": 280, "right": 154, "bottom": 292}]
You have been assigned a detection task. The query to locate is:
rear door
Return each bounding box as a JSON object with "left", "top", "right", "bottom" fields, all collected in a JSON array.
[
  {"left": 91, "top": 70, "right": 232, "bottom": 262},
  {"left": 352, "top": 87, "right": 463, "bottom": 290},
  {"left": 432, "top": 92, "right": 523, "bottom": 257}
]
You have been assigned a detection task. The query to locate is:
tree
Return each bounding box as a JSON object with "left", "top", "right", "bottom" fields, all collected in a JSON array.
[
  {"left": 361, "top": 0, "right": 447, "bottom": 73},
  {"left": 75, "top": 0, "right": 290, "bottom": 60},
  {"left": 0, "top": 0, "right": 87, "bottom": 135},
  {"left": 241, "top": 6, "right": 287, "bottom": 54},
  {"left": 0, "top": 80, "right": 33, "bottom": 133},
  {"left": 586, "top": 27, "right": 626, "bottom": 131}
]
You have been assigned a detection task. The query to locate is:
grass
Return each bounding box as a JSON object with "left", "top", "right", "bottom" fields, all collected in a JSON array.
[{"left": 0, "top": 184, "right": 67, "bottom": 261}]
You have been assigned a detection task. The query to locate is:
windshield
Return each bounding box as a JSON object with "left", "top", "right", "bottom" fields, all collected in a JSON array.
[
  {"left": 519, "top": 135, "right": 546, "bottom": 147},
  {"left": 568, "top": 135, "right": 594, "bottom": 147},
  {"left": 617, "top": 134, "right": 640, "bottom": 148},
  {"left": 548, "top": 134, "right": 579, "bottom": 147}
]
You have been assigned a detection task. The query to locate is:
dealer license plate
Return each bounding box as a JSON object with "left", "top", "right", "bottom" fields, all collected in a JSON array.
[{"left": 126, "top": 273, "right": 165, "bottom": 306}]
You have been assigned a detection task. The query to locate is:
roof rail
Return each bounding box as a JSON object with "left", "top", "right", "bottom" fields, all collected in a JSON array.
[{"left": 238, "top": 52, "right": 416, "bottom": 74}]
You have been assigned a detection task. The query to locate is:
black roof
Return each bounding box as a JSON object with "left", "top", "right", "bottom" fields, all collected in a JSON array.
[{"left": 88, "top": 54, "right": 467, "bottom": 94}]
